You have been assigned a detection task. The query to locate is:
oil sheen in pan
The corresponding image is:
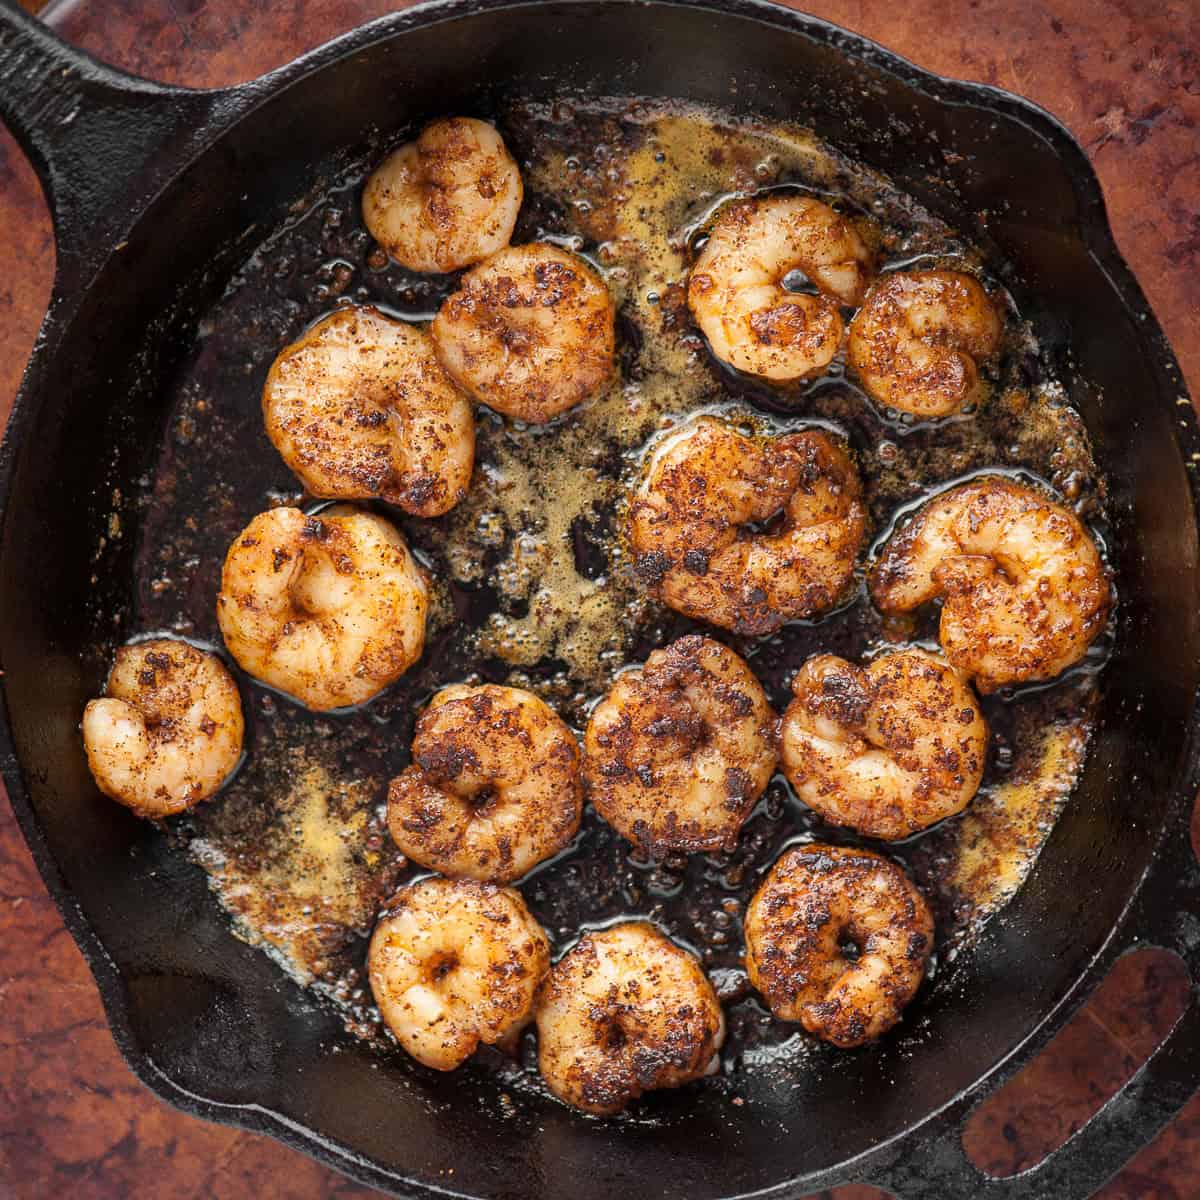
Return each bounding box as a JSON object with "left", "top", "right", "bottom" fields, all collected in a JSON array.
[{"left": 124, "top": 96, "right": 1109, "bottom": 1099}]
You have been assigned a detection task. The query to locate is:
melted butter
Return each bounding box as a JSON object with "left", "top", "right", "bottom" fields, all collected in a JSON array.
[
  {"left": 938, "top": 708, "right": 1092, "bottom": 921},
  {"left": 472, "top": 448, "right": 629, "bottom": 676},
  {"left": 190, "top": 752, "right": 388, "bottom": 985}
]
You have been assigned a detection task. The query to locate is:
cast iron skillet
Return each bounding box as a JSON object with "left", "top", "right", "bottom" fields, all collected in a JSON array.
[{"left": 1, "top": 0, "right": 1199, "bottom": 1195}]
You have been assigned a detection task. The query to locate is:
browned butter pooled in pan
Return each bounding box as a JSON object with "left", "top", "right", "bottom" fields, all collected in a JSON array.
[{"left": 129, "top": 99, "right": 1107, "bottom": 1083}]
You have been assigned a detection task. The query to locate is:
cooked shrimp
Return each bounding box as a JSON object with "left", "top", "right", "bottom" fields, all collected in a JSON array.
[
  {"left": 687, "top": 194, "right": 874, "bottom": 381},
  {"left": 387, "top": 684, "right": 582, "bottom": 882},
  {"left": 216, "top": 505, "right": 428, "bottom": 711},
  {"left": 781, "top": 649, "right": 986, "bottom": 839},
  {"left": 368, "top": 877, "right": 550, "bottom": 1071},
  {"left": 262, "top": 307, "right": 474, "bottom": 517},
  {"left": 583, "top": 635, "right": 776, "bottom": 856},
  {"left": 431, "top": 242, "right": 615, "bottom": 423},
  {"left": 628, "top": 415, "right": 866, "bottom": 635},
  {"left": 869, "top": 477, "right": 1111, "bottom": 691},
  {"left": 848, "top": 270, "right": 1002, "bottom": 418},
  {"left": 362, "top": 117, "right": 523, "bottom": 274},
  {"left": 535, "top": 922, "right": 724, "bottom": 1114},
  {"left": 82, "top": 639, "right": 244, "bottom": 818},
  {"left": 744, "top": 843, "right": 933, "bottom": 1047}
]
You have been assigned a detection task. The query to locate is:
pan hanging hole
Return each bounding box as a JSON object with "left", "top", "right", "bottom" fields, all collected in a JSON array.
[{"left": 961, "top": 947, "right": 1189, "bottom": 1179}]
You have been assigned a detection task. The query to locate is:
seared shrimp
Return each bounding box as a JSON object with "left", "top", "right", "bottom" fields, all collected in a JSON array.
[
  {"left": 216, "top": 505, "right": 428, "bottom": 711},
  {"left": 781, "top": 649, "right": 986, "bottom": 840},
  {"left": 387, "top": 684, "right": 582, "bottom": 883},
  {"left": 848, "top": 270, "right": 1002, "bottom": 418},
  {"left": 431, "top": 242, "right": 615, "bottom": 423},
  {"left": 535, "top": 922, "right": 724, "bottom": 1114},
  {"left": 369, "top": 877, "right": 550, "bottom": 1071},
  {"left": 583, "top": 635, "right": 776, "bottom": 855},
  {"left": 262, "top": 307, "right": 474, "bottom": 517},
  {"left": 688, "top": 195, "right": 874, "bottom": 381},
  {"left": 628, "top": 416, "right": 866, "bottom": 635},
  {"left": 82, "top": 639, "right": 243, "bottom": 818},
  {"left": 362, "top": 117, "right": 523, "bottom": 274},
  {"left": 744, "top": 843, "right": 933, "bottom": 1047},
  {"left": 869, "top": 477, "right": 1111, "bottom": 691}
]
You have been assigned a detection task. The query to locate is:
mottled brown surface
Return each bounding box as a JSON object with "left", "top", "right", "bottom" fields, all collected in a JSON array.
[
  {"left": 0, "top": 0, "right": 1197, "bottom": 1196},
  {"left": 744, "top": 843, "right": 934, "bottom": 1047}
]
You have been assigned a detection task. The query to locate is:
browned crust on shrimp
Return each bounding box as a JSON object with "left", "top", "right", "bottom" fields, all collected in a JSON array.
[
  {"left": 362, "top": 117, "right": 523, "bottom": 274},
  {"left": 847, "top": 269, "right": 1002, "bottom": 418},
  {"left": 534, "top": 922, "right": 724, "bottom": 1114},
  {"left": 687, "top": 194, "right": 875, "bottom": 382},
  {"left": 262, "top": 306, "right": 474, "bottom": 516},
  {"left": 82, "top": 639, "right": 244, "bottom": 818},
  {"left": 583, "top": 634, "right": 777, "bottom": 856},
  {"left": 868, "top": 477, "right": 1112, "bottom": 690},
  {"left": 745, "top": 843, "right": 934, "bottom": 1047},
  {"left": 387, "top": 684, "right": 582, "bottom": 882},
  {"left": 216, "top": 505, "right": 428, "bottom": 710},
  {"left": 431, "top": 243, "right": 616, "bottom": 423},
  {"left": 368, "top": 877, "right": 550, "bottom": 1070},
  {"left": 628, "top": 415, "right": 867, "bottom": 635},
  {"left": 780, "top": 648, "right": 987, "bottom": 839}
]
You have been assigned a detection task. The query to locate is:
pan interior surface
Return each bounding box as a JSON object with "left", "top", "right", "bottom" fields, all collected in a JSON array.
[{"left": 1, "top": 3, "right": 1196, "bottom": 1196}]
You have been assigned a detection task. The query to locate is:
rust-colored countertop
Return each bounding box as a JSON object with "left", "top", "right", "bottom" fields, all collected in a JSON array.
[{"left": 1, "top": 1, "right": 1198, "bottom": 1196}]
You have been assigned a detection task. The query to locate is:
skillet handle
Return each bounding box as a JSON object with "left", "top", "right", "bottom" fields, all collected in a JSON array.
[
  {"left": 867, "top": 813, "right": 1200, "bottom": 1200},
  {"left": 871, "top": 1003, "right": 1200, "bottom": 1200},
  {"left": 0, "top": 0, "right": 227, "bottom": 289}
]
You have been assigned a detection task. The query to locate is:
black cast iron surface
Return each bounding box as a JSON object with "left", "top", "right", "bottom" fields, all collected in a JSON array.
[{"left": 0, "top": 1, "right": 1199, "bottom": 1197}]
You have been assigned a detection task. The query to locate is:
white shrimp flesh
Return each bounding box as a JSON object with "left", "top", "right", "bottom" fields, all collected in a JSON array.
[
  {"left": 362, "top": 117, "right": 523, "bottom": 274},
  {"left": 216, "top": 505, "right": 428, "bottom": 711},
  {"left": 82, "top": 639, "right": 243, "bottom": 818},
  {"left": 262, "top": 306, "right": 474, "bottom": 517},
  {"left": 368, "top": 877, "right": 550, "bottom": 1070}
]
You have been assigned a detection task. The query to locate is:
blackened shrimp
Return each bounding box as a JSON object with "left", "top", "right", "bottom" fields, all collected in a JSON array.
[
  {"left": 431, "top": 242, "right": 615, "bottom": 423},
  {"left": 387, "top": 684, "right": 582, "bottom": 883},
  {"left": 368, "top": 877, "right": 550, "bottom": 1071},
  {"left": 535, "top": 922, "right": 724, "bottom": 1114},
  {"left": 82, "top": 639, "right": 243, "bottom": 818},
  {"left": 362, "top": 117, "right": 522, "bottom": 274},
  {"left": 781, "top": 649, "right": 987, "bottom": 840},
  {"left": 583, "top": 635, "right": 776, "bottom": 856},
  {"left": 262, "top": 306, "right": 474, "bottom": 516},
  {"left": 744, "top": 843, "right": 934, "bottom": 1048},
  {"left": 848, "top": 270, "right": 1002, "bottom": 418},
  {"left": 688, "top": 194, "right": 874, "bottom": 381},
  {"left": 216, "top": 505, "right": 428, "bottom": 711},
  {"left": 869, "top": 477, "right": 1111, "bottom": 691},
  {"left": 628, "top": 415, "right": 866, "bottom": 635}
]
